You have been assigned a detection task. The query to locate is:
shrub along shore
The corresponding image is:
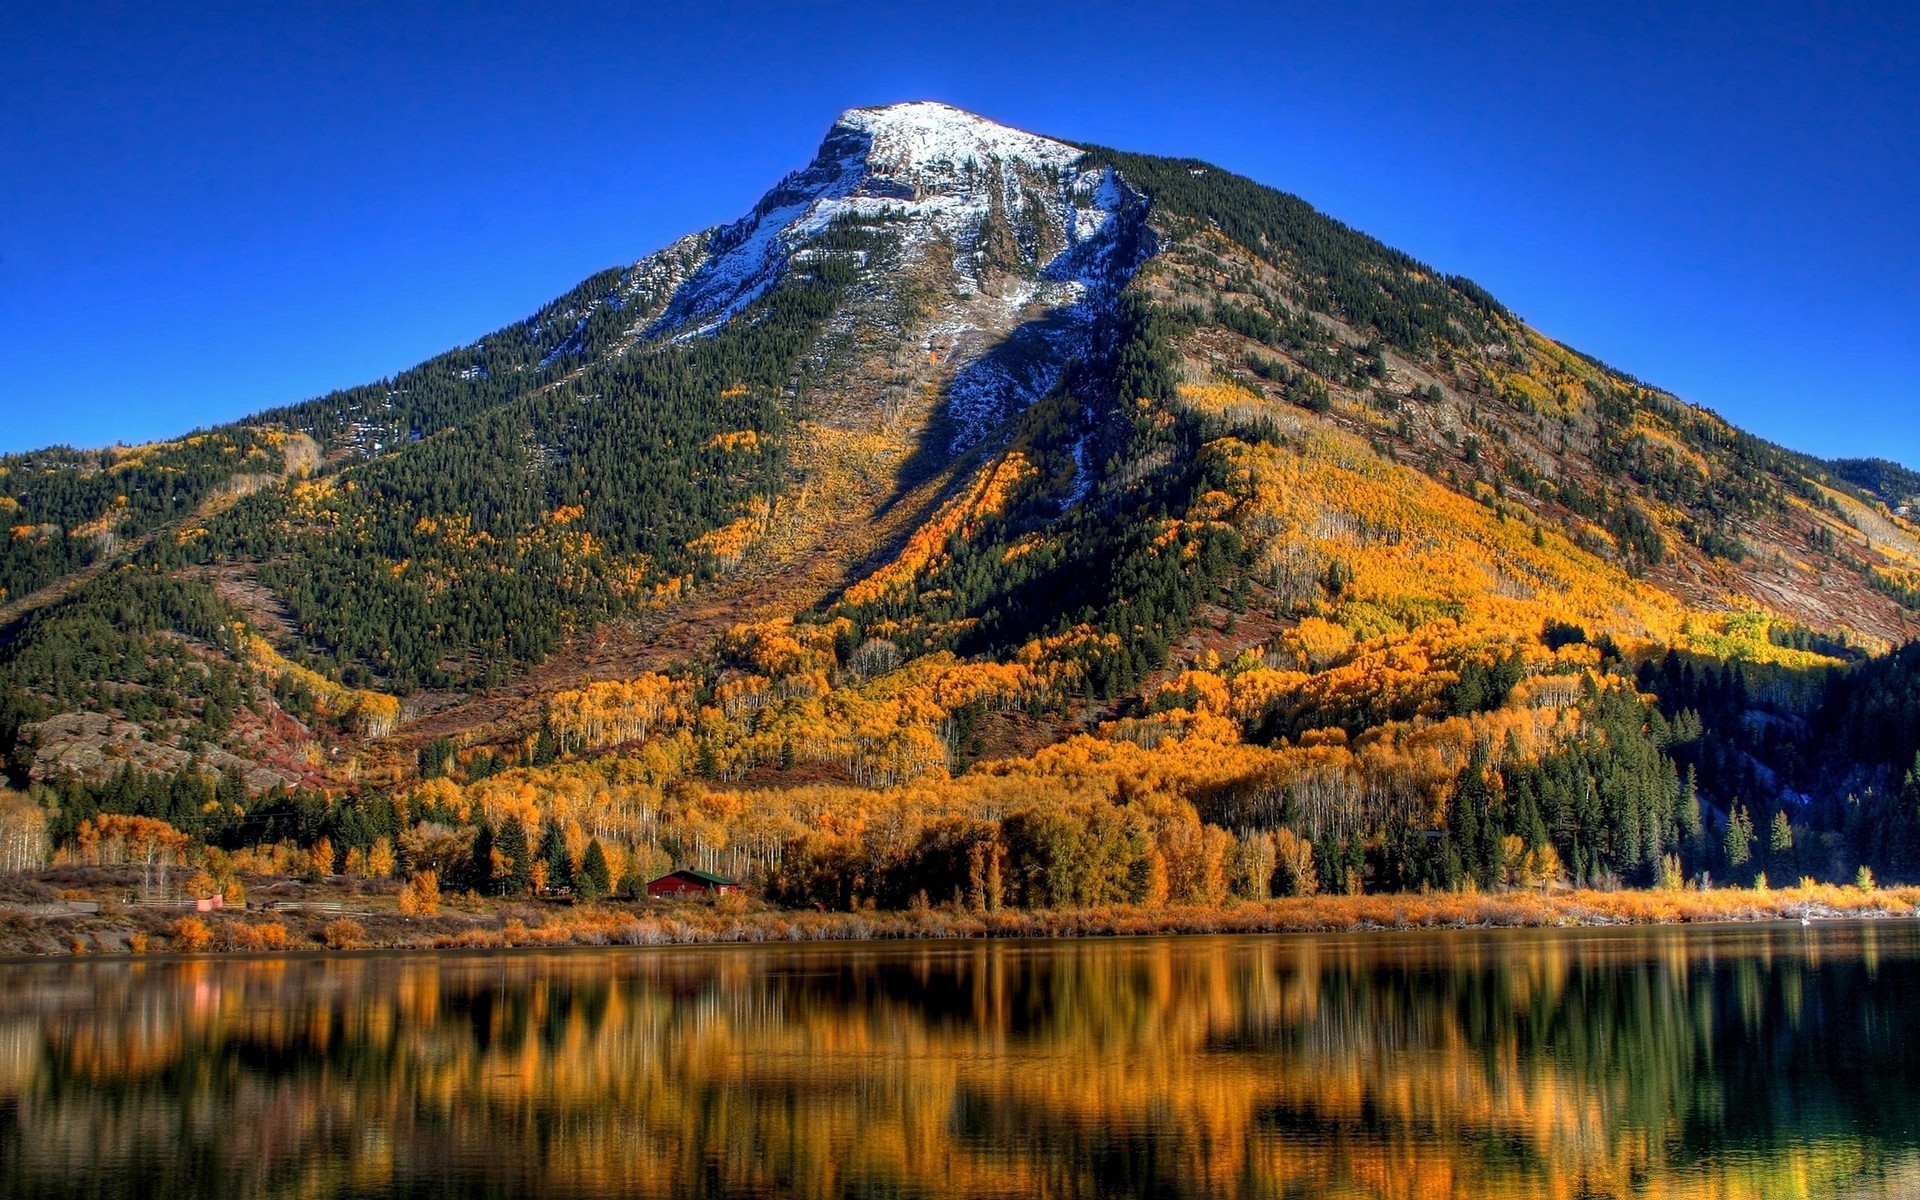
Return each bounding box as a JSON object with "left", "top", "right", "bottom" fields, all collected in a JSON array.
[{"left": 2, "top": 874, "right": 1916, "bottom": 958}]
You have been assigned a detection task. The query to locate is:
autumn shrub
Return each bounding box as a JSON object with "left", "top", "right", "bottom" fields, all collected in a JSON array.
[
  {"left": 227, "top": 921, "right": 290, "bottom": 951},
  {"left": 322, "top": 918, "right": 368, "bottom": 949},
  {"left": 170, "top": 916, "right": 213, "bottom": 952}
]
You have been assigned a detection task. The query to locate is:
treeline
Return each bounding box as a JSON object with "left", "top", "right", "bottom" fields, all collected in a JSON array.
[
  {"left": 0, "top": 427, "right": 293, "bottom": 603},
  {"left": 30, "top": 759, "right": 638, "bottom": 900},
  {"left": 762, "top": 690, "right": 1710, "bottom": 909},
  {"left": 13, "top": 640, "right": 1918, "bottom": 910},
  {"left": 1640, "top": 645, "right": 1920, "bottom": 882},
  {"left": 1829, "top": 456, "right": 1920, "bottom": 508},
  {"left": 1079, "top": 144, "right": 1513, "bottom": 354},
  {"left": 31, "top": 764, "right": 345, "bottom": 849},
  {"left": 152, "top": 265, "right": 860, "bottom": 691},
  {"left": 248, "top": 264, "right": 643, "bottom": 451},
  {"left": 1809, "top": 641, "right": 1920, "bottom": 876},
  {"left": 0, "top": 568, "right": 248, "bottom": 782}
]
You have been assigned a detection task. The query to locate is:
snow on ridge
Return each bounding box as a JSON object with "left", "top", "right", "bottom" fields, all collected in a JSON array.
[
  {"left": 940, "top": 163, "right": 1155, "bottom": 454},
  {"left": 624, "top": 103, "right": 1156, "bottom": 477},
  {"left": 642, "top": 102, "right": 1114, "bottom": 342},
  {"left": 835, "top": 101, "right": 1084, "bottom": 178}
]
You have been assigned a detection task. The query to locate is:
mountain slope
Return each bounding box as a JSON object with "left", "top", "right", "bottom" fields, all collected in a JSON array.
[{"left": 5, "top": 102, "right": 1920, "bottom": 899}]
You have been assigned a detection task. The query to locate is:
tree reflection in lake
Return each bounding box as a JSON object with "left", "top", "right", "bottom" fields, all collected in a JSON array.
[{"left": 0, "top": 922, "right": 1916, "bottom": 1199}]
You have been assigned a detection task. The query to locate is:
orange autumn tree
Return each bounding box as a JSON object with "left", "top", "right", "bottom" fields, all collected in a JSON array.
[{"left": 74, "top": 815, "right": 191, "bottom": 893}]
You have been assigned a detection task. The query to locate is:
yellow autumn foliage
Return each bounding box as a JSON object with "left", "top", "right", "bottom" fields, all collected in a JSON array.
[
  {"left": 844, "top": 452, "right": 1038, "bottom": 605},
  {"left": 241, "top": 632, "right": 400, "bottom": 737}
]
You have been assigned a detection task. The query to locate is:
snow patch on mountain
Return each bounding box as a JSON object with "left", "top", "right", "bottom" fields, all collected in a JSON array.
[
  {"left": 638, "top": 103, "right": 1147, "bottom": 347},
  {"left": 610, "top": 102, "right": 1155, "bottom": 460},
  {"left": 939, "top": 162, "right": 1152, "bottom": 451},
  {"left": 843, "top": 101, "right": 1086, "bottom": 177}
]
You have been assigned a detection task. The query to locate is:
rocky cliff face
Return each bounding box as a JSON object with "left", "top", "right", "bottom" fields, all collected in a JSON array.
[{"left": 630, "top": 102, "right": 1152, "bottom": 451}]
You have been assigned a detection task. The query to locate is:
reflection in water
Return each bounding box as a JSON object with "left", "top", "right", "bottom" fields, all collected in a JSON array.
[{"left": 1, "top": 923, "right": 1917, "bottom": 1198}]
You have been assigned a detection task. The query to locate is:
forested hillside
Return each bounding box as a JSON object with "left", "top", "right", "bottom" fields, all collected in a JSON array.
[{"left": 3, "top": 102, "right": 1917, "bottom": 929}]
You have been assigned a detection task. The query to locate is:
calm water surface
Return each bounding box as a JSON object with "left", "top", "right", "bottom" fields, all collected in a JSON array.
[{"left": 2, "top": 921, "right": 1917, "bottom": 1199}]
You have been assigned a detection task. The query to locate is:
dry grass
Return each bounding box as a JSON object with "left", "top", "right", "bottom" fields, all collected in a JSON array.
[{"left": 9, "top": 882, "right": 1908, "bottom": 957}]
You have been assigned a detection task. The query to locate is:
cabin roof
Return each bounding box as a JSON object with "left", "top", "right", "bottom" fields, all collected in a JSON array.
[{"left": 653, "top": 869, "right": 739, "bottom": 887}]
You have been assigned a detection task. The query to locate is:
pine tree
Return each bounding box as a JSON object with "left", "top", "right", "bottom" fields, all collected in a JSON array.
[
  {"left": 1678, "top": 766, "right": 1703, "bottom": 841},
  {"left": 531, "top": 723, "right": 559, "bottom": 767},
  {"left": 1449, "top": 770, "right": 1487, "bottom": 888},
  {"left": 578, "top": 838, "right": 611, "bottom": 901},
  {"left": 540, "top": 821, "right": 574, "bottom": 893},
  {"left": 465, "top": 823, "right": 496, "bottom": 894},
  {"left": 217, "top": 766, "right": 248, "bottom": 811},
  {"left": 618, "top": 864, "right": 648, "bottom": 901},
  {"left": 496, "top": 816, "right": 531, "bottom": 896},
  {"left": 1724, "top": 805, "right": 1754, "bottom": 872},
  {"left": 1769, "top": 810, "right": 1793, "bottom": 855}
]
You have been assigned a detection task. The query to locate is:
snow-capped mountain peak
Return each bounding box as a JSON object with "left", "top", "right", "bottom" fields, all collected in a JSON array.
[
  {"left": 638, "top": 102, "right": 1147, "bottom": 351},
  {"left": 832, "top": 101, "right": 1087, "bottom": 178}
]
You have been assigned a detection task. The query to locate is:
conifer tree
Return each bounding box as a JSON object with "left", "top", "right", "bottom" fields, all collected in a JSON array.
[
  {"left": 1724, "top": 805, "right": 1755, "bottom": 871},
  {"left": 578, "top": 839, "right": 611, "bottom": 901},
  {"left": 540, "top": 821, "right": 574, "bottom": 893},
  {"left": 465, "top": 823, "right": 496, "bottom": 894},
  {"left": 619, "top": 863, "right": 649, "bottom": 901},
  {"left": 496, "top": 816, "right": 531, "bottom": 896}
]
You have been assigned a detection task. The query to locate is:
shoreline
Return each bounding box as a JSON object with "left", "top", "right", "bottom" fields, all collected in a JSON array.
[{"left": 4, "top": 882, "right": 1917, "bottom": 959}]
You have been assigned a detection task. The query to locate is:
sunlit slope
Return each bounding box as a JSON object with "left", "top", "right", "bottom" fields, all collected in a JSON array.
[{"left": 4, "top": 105, "right": 1919, "bottom": 894}]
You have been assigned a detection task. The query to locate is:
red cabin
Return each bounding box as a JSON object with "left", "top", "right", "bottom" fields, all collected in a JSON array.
[{"left": 646, "top": 869, "right": 741, "bottom": 899}]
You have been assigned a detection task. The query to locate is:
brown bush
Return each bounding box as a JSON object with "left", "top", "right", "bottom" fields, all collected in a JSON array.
[
  {"left": 321, "top": 918, "right": 368, "bottom": 949},
  {"left": 226, "top": 921, "right": 291, "bottom": 951}
]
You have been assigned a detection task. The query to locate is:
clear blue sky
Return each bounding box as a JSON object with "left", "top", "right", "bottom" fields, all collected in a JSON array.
[{"left": 4, "top": 2, "right": 1916, "bottom": 465}]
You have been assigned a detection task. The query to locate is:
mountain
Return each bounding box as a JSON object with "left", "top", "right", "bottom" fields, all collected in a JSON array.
[
  {"left": 6, "top": 101, "right": 1920, "bottom": 899},
  {"left": 1830, "top": 457, "right": 1920, "bottom": 512}
]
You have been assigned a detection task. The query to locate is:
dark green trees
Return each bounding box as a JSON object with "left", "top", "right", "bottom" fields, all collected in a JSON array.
[
  {"left": 578, "top": 839, "right": 611, "bottom": 901},
  {"left": 539, "top": 821, "right": 574, "bottom": 893},
  {"left": 495, "top": 817, "right": 532, "bottom": 897}
]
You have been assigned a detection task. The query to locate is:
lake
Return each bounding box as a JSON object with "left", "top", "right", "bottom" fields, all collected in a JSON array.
[{"left": 1, "top": 921, "right": 1916, "bottom": 1198}]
